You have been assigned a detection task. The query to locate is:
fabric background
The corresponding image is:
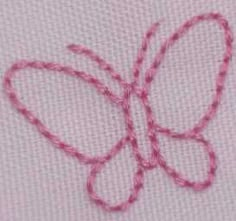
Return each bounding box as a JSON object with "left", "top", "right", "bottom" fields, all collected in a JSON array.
[{"left": 0, "top": 0, "right": 236, "bottom": 220}]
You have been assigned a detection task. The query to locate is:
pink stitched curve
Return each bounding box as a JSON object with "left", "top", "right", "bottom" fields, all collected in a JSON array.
[{"left": 3, "top": 12, "right": 233, "bottom": 212}]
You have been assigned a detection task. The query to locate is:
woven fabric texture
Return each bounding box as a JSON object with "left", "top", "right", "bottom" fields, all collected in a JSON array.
[{"left": 0, "top": 0, "right": 236, "bottom": 220}]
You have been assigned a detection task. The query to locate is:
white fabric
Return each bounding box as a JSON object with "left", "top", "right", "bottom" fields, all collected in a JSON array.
[{"left": 0, "top": 0, "right": 236, "bottom": 220}]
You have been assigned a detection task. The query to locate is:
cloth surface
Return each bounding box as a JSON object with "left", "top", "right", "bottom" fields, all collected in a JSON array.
[{"left": 0, "top": 0, "right": 236, "bottom": 220}]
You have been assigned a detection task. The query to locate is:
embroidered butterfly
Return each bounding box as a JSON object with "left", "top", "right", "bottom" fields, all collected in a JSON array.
[{"left": 3, "top": 13, "right": 233, "bottom": 212}]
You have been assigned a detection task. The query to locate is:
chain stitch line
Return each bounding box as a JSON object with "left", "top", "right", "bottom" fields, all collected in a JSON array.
[{"left": 3, "top": 12, "right": 233, "bottom": 212}]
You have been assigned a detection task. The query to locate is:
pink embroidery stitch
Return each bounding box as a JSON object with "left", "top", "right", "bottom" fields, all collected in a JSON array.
[{"left": 3, "top": 13, "right": 233, "bottom": 212}]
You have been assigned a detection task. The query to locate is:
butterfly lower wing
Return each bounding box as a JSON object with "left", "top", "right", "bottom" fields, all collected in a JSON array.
[
  {"left": 86, "top": 138, "right": 144, "bottom": 211},
  {"left": 156, "top": 131, "right": 216, "bottom": 191}
]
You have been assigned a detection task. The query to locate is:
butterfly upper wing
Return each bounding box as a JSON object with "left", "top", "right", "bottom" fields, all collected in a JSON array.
[
  {"left": 3, "top": 58, "right": 126, "bottom": 165},
  {"left": 145, "top": 13, "right": 233, "bottom": 135}
]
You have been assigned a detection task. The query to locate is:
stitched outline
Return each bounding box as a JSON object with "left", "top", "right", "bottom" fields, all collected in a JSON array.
[{"left": 3, "top": 13, "right": 233, "bottom": 212}]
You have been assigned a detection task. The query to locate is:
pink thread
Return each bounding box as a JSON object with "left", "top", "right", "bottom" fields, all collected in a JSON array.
[{"left": 3, "top": 13, "right": 233, "bottom": 212}]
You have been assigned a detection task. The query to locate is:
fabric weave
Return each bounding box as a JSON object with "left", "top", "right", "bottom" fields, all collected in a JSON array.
[{"left": 0, "top": 0, "right": 236, "bottom": 220}]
